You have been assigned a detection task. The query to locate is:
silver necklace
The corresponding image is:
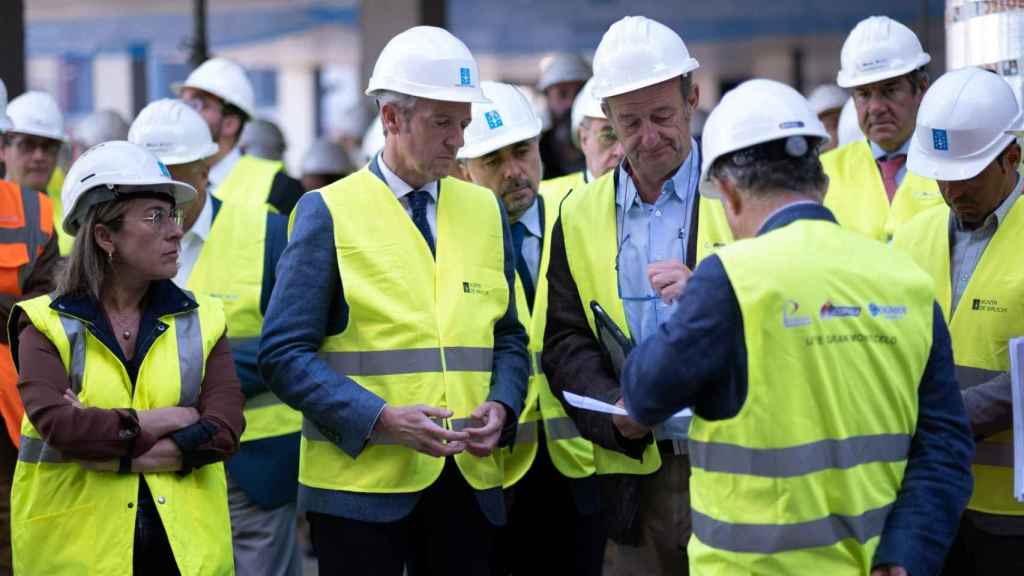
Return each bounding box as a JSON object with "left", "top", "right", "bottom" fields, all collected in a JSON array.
[{"left": 107, "top": 310, "right": 136, "bottom": 340}]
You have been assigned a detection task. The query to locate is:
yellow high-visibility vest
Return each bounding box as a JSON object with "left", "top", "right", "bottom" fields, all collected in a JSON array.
[
  {"left": 558, "top": 169, "right": 733, "bottom": 476},
  {"left": 690, "top": 216, "right": 931, "bottom": 574},
  {"left": 893, "top": 199, "right": 1024, "bottom": 516},
  {"left": 10, "top": 292, "right": 234, "bottom": 575},
  {"left": 539, "top": 171, "right": 586, "bottom": 199},
  {"left": 822, "top": 139, "right": 942, "bottom": 242},
  {"left": 187, "top": 199, "right": 301, "bottom": 442},
  {"left": 303, "top": 168, "right": 510, "bottom": 493},
  {"left": 213, "top": 154, "right": 283, "bottom": 213}
]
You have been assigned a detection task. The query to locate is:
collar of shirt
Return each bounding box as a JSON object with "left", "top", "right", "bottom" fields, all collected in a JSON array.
[
  {"left": 758, "top": 202, "right": 838, "bottom": 236},
  {"left": 184, "top": 192, "right": 213, "bottom": 244},
  {"left": 208, "top": 146, "right": 241, "bottom": 191},
  {"left": 517, "top": 196, "right": 542, "bottom": 238},
  {"left": 953, "top": 172, "right": 1023, "bottom": 234},
  {"left": 584, "top": 169, "right": 595, "bottom": 184},
  {"left": 377, "top": 153, "right": 439, "bottom": 202},
  {"left": 869, "top": 138, "right": 911, "bottom": 161},
  {"left": 616, "top": 140, "right": 699, "bottom": 210}
]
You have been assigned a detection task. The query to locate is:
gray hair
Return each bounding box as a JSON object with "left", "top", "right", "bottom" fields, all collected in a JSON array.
[
  {"left": 56, "top": 200, "right": 130, "bottom": 300},
  {"left": 373, "top": 90, "right": 418, "bottom": 137},
  {"left": 709, "top": 137, "right": 828, "bottom": 199}
]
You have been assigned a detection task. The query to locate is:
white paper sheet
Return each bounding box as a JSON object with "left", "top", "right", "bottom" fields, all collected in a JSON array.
[
  {"left": 1010, "top": 337, "right": 1024, "bottom": 502},
  {"left": 562, "top": 391, "right": 692, "bottom": 419}
]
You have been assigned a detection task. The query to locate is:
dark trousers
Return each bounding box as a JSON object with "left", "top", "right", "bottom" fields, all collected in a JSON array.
[
  {"left": 493, "top": 440, "right": 606, "bottom": 575},
  {"left": 132, "top": 481, "right": 180, "bottom": 576},
  {"left": 941, "top": 512, "right": 1024, "bottom": 575},
  {"left": 309, "top": 459, "right": 496, "bottom": 576}
]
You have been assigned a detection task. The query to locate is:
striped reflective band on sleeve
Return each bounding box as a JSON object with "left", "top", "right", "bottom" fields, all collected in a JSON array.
[
  {"left": 15, "top": 187, "right": 48, "bottom": 289},
  {"left": 17, "top": 435, "right": 67, "bottom": 463},
  {"left": 692, "top": 503, "right": 893, "bottom": 553},
  {"left": 319, "top": 347, "right": 494, "bottom": 377},
  {"left": 955, "top": 365, "right": 1003, "bottom": 390},
  {"left": 689, "top": 434, "right": 911, "bottom": 478}
]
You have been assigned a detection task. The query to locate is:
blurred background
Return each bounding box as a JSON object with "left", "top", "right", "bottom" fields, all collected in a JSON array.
[{"left": 0, "top": 0, "right": 1010, "bottom": 175}]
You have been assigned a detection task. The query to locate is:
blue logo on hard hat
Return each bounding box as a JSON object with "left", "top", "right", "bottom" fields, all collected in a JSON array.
[
  {"left": 157, "top": 161, "right": 171, "bottom": 178},
  {"left": 932, "top": 129, "right": 949, "bottom": 151},
  {"left": 485, "top": 110, "right": 503, "bottom": 129},
  {"left": 460, "top": 67, "right": 472, "bottom": 86}
]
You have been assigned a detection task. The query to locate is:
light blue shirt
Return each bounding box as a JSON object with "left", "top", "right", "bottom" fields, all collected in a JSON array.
[
  {"left": 870, "top": 138, "right": 911, "bottom": 188},
  {"left": 615, "top": 142, "right": 700, "bottom": 342}
]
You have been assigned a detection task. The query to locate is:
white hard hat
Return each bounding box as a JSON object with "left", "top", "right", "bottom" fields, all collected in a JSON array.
[
  {"left": 129, "top": 99, "right": 219, "bottom": 166},
  {"left": 570, "top": 77, "right": 606, "bottom": 147},
  {"left": 0, "top": 79, "right": 13, "bottom": 132},
  {"left": 365, "top": 26, "right": 488, "bottom": 103},
  {"left": 6, "top": 90, "right": 67, "bottom": 142},
  {"left": 908, "top": 67, "right": 1023, "bottom": 182},
  {"left": 836, "top": 16, "right": 930, "bottom": 89},
  {"left": 537, "top": 53, "right": 591, "bottom": 91},
  {"left": 239, "top": 119, "right": 286, "bottom": 161},
  {"left": 62, "top": 141, "right": 196, "bottom": 235},
  {"left": 699, "top": 79, "right": 830, "bottom": 198},
  {"left": 73, "top": 109, "right": 130, "bottom": 149},
  {"left": 361, "top": 113, "right": 385, "bottom": 164},
  {"left": 175, "top": 57, "right": 256, "bottom": 119},
  {"left": 458, "top": 81, "right": 543, "bottom": 160},
  {"left": 303, "top": 139, "right": 355, "bottom": 176},
  {"left": 837, "top": 97, "right": 864, "bottom": 147},
  {"left": 806, "top": 84, "right": 848, "bottom": 115},
  {"left": 591, "top": 16, "right": 699, "bottom": 99}
]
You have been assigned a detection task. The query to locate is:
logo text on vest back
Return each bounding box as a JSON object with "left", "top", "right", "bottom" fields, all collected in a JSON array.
[
  {"left": 868, "top": 303, "right": 907, "bottom": 320},
  {"left": 820, "top": 300, "right": 862, "bottom": 319},
  {"left": 463, "top": 281, "right": 485, "bottom": 295},
  {"left": 782, "top": 300, "right": 811, "bottom": 328}
]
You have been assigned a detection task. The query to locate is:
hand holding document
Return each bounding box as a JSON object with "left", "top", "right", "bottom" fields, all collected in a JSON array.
[{"left": 563, "top": 391, "right": 692, "bottom": 419}]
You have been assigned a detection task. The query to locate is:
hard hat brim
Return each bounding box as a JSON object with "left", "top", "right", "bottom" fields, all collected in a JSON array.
[
  {"left": 7, "top": 126, "right": 68, "bottom": 143},
  {"left": 591, "top": 60, "right": 699, "bottom": 99},
  {"left": 908, "top": 132, "right": 1015, "bottom": 182},
  {"left": 0, "top": 115, "right": 11, "bottom": 132},
  {"left": 173, "top": 81, "right": 257, "bottom": 119},
  {"left": 157, "top": 142, "right": 221, "bottom": 167},
  {"left": 62, "top": 180, "right": 197, "bottom": 236},
  {"left": 836, "top": 54, "right": 931, "bottom": 88},
  {"left": 366, "top": 77, "right": 491, "bottom": 104},
  {"left": 457, "top": 121, "right": 543, "bottom": 160}
]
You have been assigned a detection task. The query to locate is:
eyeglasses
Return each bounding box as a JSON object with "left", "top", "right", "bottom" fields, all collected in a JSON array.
[
  {"left": 184, "top": 94, "right": 224, "bottom": 115},
  {"left": 139, "top": 207, "right": 184, "bottom": 230},
  {"left": 7, "top": 136, "right": 61, "bottom": 157}
]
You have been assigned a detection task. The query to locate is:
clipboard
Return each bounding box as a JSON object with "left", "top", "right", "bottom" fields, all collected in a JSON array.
[{"left": 590, "top": 300, "right": 634, "bottom": 377}]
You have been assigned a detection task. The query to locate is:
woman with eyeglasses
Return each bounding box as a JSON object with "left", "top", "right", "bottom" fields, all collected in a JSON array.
[{"left": 6, "top": 141, "right": 244, "bottom": 575}]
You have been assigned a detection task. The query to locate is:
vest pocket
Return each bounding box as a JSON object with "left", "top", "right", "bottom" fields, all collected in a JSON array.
[{"left": 13, "top": 503, "right": 96, "bottom": 572}]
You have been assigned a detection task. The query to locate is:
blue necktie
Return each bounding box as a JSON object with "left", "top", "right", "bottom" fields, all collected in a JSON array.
[
  {"left": 407, "top": 190, "right": 435, "bottom": 256},
  {"left": 510, "top": 221, "right": 535, "bottom": 312}
]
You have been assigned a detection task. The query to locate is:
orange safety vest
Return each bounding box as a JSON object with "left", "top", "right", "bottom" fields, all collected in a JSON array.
[{"left": 0, "top": 181, "right": 54, "bottom": 448}]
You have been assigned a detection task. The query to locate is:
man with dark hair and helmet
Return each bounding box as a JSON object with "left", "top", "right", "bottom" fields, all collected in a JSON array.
[
  {"left": 822, "top": 15, "right": 943, "bottom": 242},
  {"left": 177, "top": 57, "right": 305, "bottom": 215},
  {"left": 458, "top": 80, "right": 607, "bottom": 576},
  {"left": 259, "top": 26, "right": 529, "bottom": 575},
  {"left": 539, "top": 77, "right": 625, "bottom": 201},
  {"left": 537, "top": 53, "right": 590, "bottom": 179},
  {"left": 622, "top": 77, "right": 973, "bottom": 576},
  {"left": 892, "top": 67, "right": 1024, "bottom": 575},
  {"left": 543, "top": 15, "right": 733, "bottom": 574}
]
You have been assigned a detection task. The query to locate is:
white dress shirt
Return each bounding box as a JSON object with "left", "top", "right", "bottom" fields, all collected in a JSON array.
[
  {"left": 377, "top": 154, "right": 439, "bottom": 237},
  {"left": 173, "top": 192, "right": 213, "bottom": 288}
]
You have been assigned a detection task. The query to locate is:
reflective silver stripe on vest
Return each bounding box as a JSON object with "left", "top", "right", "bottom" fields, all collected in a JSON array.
[
  {"left": 545, "top": 417, "right": 582, "bottom": 441},
  {"left": 18, "top": 435, "right": 67, "bottom": 464},
  {"left": 515, "top": 420, "right": 538, "bottom": 444},
  {"left": 443, "top": 347, "right": 493, "bottom": 372},
  {"left": 320, "top": 349, "right": 443, "bottom": 376},
  {"left": 955, "top": 365, "right": 1003, "bottom": 390},
  {"left": 58, "top": 315, "right": 87, "bottom": 394},
  {"left": 690, "top": 434, "right": 912, "bottom": 478},
  {"left": 175, "top": 313, "right": 203, "bottom": 407},
  {"left": 692, "top": 503, "right": 893, "bottom": 554},
  {"left": 974, "top": 440, "right": 1014, "bottom": 468},
  {"left": 246, "top": 391, "right": 284, "bottom": 410},
  {"left": 15, "top": 187, "right": 47, "bottom": 289}
]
